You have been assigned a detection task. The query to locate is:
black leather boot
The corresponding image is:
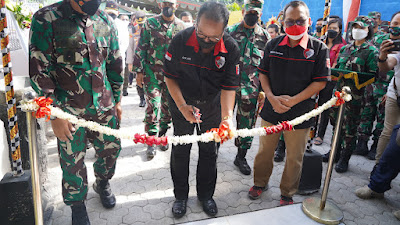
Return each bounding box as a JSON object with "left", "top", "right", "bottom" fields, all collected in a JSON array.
[
  {"left": 335, "top": 148, "right": 352, "bottom": 173},
  {"left": 71, "top": 202, "right": 90, "bottom": 225},
  {"left": 158, "top": 130, "right": 169, "bottom": 151},
  {"left": 93, "top": 179, "right": 116, "bottom": 209},
  {"left": 322, "top": 147, "right": 341, "bottom": 163},
  {"left": 172, "top": 199, "right": 187, "bottom": 218},
  {"left": 274, "top": 140, "right": 286, "bottom": 162},
  {"left": 139, "top": 97, "right": 146, "bottom": 107},
  {"left": 366, "top": 140, "right": 378, "bottom": 160},
  {"left": 147, "top": 145, "right": 156, "bottom": 159},
  {"left": 234, "top": 148, "right": 251, "bottom": 175},
  {"left": 122, "top": 89, "right": 128, "bottom": 96},
  {"left": 353, "top": 137, "right": 369, "bottom": 156}
]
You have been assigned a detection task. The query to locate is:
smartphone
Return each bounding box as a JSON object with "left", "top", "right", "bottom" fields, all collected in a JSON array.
[{"left": 392, "top": 40, "right": 400, "bottom": 51}]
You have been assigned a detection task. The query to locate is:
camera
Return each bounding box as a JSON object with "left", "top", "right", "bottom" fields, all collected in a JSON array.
[{"left": 392, "top": 39, "right": 400, "bottom": 51}]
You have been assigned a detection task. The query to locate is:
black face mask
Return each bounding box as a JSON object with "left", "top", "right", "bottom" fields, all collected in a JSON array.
[
  {"left": 244, "top": 14, "right": 258, "bottom": 27},
  {"left": 75, "top": 0, "right": 101, "bottom": 16},
  {"left": 162, "top": 7, "right": 174, "bottom": 18},
  {"left": 197, "top": 35, "right": 217, "bottom": 49},
  {"left": 327, "top": 29, "right": 338, "bottom": 39},
  {"left": 316, "top": 26, "right": 322, "bottom": 33}
]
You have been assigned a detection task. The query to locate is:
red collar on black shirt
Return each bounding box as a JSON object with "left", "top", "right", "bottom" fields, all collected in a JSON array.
[
  {"left": 186, "top": 29, "right": 228, "bottom": 56},
  {"left": 278, "top": 34, "right": 309, "bottom": 49}
]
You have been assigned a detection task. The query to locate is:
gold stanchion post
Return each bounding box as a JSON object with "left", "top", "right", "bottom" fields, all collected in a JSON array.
[
  {"left": 23, "top": 91, "right": 44, "bottom": 225},
  {"left": 302, "top": 87, "right": 351, "bottom": 225}
]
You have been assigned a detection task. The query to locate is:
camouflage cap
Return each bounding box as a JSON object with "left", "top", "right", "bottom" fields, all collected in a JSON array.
[
  {"left": 105, "top": 1, "right": 119, "bottom": 15},
  {"left": 244, "top": 0, "right": 263, "bottom": 14},
  {"left": 368, "top": 11, "right": 381, "bottom": 19},
  {"left": 353, "top": 16, "right": 374, "bottom": 28},
  {"left": 159, "top": 0, "right": 177, "bottom": 4}
]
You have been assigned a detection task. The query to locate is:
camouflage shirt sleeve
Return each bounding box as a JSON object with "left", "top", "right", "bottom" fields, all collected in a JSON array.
[
  {"left": 366, "top": 46, "right": 379, "bottom": 75},
  {"left": 106, "top": 18, "right": 124, "bottom": 103},
  {"left": 133, "top": 21, "right": 150, "bottom": 73},
  {"left": 29, "top": 11, "right": 60, "bottom": 107}
]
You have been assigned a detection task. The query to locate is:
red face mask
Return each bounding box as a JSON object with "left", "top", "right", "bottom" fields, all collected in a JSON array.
[{"left": 285, "top": 25, "right": 307, "bottom": 40}]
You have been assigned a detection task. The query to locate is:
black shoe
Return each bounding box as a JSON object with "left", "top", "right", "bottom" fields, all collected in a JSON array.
[
  {"left": 354, "top": 138, "right": 369, "bottom": 156},
  {"left": 147, "top": 145, "right": 156, "bottom": 160},
  {"left": 159, "top": 143, "right": 169, "bottom": 151},
  {"left": 71, "top": 203, "right": 90, "bottom": 225},
  {"left": 234, "top": 156, "right": 251, "bottom": 175},
  {"left": 274, "top": 140, "right": 286, "bottom": 162},
  {"left": 139, "top": 98, "right": 146, "bottom": 107},
  {"left": 172, "top": 199, "right": 187, "bottom": 218},
  {"left": 122, "top": 90, "right": 128, "bottom": 96},
  {"left": 322, "top": 149, "right": 340, "bottom": 163},
  {"left": 335, "top": 157, "right": 349, "bottom": 173},
  {"left": 366, "top": 140, "right": 377, "bottom": 160},
  {"left": 201, "top": 198, "right": 218, "bottom": 216},
  {"left": 93, "top": 180, "right": 116, "bottom": 209}
]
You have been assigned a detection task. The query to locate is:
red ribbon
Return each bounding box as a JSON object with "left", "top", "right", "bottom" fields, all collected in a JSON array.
[
  {"left": 34, "top": 97, "right": 53, "bottom": 121},
  {"left": 334, "top": 91, "right": 345, "bottom": 106},
  {"left": 133, "top": 133, "right": 168, "bottom": 146},
  {"left": 263, "top": 121, "right": 293, "bottom": 135}
]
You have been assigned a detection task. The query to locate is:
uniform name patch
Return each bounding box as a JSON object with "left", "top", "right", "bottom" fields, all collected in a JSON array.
[
  {"left": 236, "top": 64, "right": 240, "bottom": 75},
  {"left": 165, "top": 51, "right": 172, "bottom": 61},
  {"left": 215, "top": 56, "right": 226, "bottom": 69},
  {"left": 303, "top": 49, "right": 314, "bottom": 59}
]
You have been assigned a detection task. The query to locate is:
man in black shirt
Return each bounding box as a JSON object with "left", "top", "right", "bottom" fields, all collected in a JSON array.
[
  {"left": 248, "top": 0, "right": 330, "bottom": 206},
  {"left": 164, "top": 2, "right": 239, "bottom": 218}
]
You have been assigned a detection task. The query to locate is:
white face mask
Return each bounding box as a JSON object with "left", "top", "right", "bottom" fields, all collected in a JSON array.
[
  {"left": 352, "top": 28, "right": 368, "bottom": 40},
  {"left": 183, "top": 22, "right": 193, "bottom": 28}
]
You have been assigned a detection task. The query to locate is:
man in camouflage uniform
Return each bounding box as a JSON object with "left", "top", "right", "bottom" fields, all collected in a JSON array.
[
  {"left": 329, "top": 16, "right": 379, "bottom": 173},
  {"left": 355, "top": 29, "right": 394, "bottom": 160},
  {"left": 227, "top": 0, "right": 269, "bottom": 175},
  {"left": 126, "top": 11, "right": 146, "bottom": 108},
  {"left": 369, "top": 11, "right": 385, "bottom": 36},
  {"left": 29, "top": 0, "right": 123, "bottom": 224},
  {"left": 133, "top": 0, "right": 185, "bottom": 159}
]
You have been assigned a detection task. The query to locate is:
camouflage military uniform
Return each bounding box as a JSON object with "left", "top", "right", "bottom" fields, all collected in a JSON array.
[
  {"left": 133, "top": 15, "right": 185, "bottom": 135},
  {"left": 331, "top": 41, "right": 378, "bottom": 153},
  {"left": 227, "top": 22, "right": 269, "bottom": 152},
  {"left": 358, "top": 33, "right": 394, "bottom": 141},
  {"left": 29, "top": 0, "right": 123, "bottom": 205}
]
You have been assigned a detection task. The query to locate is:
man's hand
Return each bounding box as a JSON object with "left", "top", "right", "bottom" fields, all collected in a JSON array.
[
  {"left": 128, "top": 64, "right": 133, "bottom": 72},
  {"left": 136, "top": 72, "right": 144, "bottom": 88},
  {"left": 115, "top": 101, "right": 122, "bottom": 120},
  {"left": 268, "top": 94, "right": 291, "bottom": 114},
  {"left": 258, "top": 91, "right": 266, "bottom": 107},
  {"left": 51, "top": 118, "right": 76, "bottom": 142},
  {"left": 380, "top": 95, "right": 387, "bottom": 107},
  {"left": 380, "top": 40, "right": 395, "bottom": 60},
  {"left": 280, "top": 95, "right": 298, "bottom": 108},
  {"left": 179, "top": 105, "right": 202, "bottom": 123}
]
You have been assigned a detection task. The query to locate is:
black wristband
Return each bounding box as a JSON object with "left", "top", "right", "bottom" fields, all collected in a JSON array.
[{"left": 378, "top": 57, "right": 387, "bottom": 63}]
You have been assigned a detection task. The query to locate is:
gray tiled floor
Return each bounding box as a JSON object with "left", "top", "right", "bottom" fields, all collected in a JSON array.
[{"left": 45, "top": 85, "right": 400, "bottom": 225}]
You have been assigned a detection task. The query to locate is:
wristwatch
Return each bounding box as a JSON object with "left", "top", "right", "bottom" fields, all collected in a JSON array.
[{"left": 378, "top": 57, "right": 387, "bottom": 63}]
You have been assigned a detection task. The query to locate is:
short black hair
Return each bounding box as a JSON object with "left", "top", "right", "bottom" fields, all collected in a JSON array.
[
  {"left": 391, "top": 11, "right": 400, "bottom": 22},
  {"left": 180, "top": 11, "right": 193, "bottom": 19},
  {"left": 267, "top": 24, "right": 279, "bottom": 33},
  {"left": 317, "top": 17, "right": 324, "bottom": 22},
  {"left": 197, "top": 2, "right": 230, "bottom": 28},
  {"left": 282, "top": 1, "right": 310, "bottom": 20}
]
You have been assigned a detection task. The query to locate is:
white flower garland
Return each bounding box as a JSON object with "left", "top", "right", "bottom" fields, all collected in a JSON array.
[{"left": 20, "top": 91, "right": 352, "bottom": 146}]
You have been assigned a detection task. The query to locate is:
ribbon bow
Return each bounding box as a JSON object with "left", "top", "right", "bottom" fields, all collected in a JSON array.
[
  {"left": 334, "top": 91, "right": 345, "bottom": 106},
  {"left": 34, "top": 97, "right": 53, "bottom": 121}
]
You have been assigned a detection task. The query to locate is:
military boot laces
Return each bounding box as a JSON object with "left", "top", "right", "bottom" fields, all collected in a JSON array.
[
  {"left": 93, "top": 180, "right": 116, "bottom": 209},
  {"left": 71, "top": 203, "right": 90, "bottom": 225}
]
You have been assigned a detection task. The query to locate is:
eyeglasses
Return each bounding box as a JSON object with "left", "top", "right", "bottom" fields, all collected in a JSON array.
[
  {"left": 196, "top": 27, "right": 222, "bottom": 43},
  {"left": 284, "top": 18, "right": 308, "bottom": 27}
]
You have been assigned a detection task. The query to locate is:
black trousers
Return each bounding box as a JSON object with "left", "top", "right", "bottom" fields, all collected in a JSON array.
[
  {"left": 317, "top": 81, "right": 336, "bottom": 139},
  {"left": 168, "top": 95, "right": 221, "bottom": 201}
]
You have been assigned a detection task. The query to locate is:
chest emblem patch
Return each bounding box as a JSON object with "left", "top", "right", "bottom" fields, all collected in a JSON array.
[
  {"left": 303, "top": 49, "right": 314, "bottom": 59},
  {"left": 215, "top": 56, "right": 226, "bottom": 69}
]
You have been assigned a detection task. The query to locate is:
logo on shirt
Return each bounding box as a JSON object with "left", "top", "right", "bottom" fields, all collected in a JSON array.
[
  {"left": 165, "top": 51, "right": 172, "bottom": 61},
  {"left": 182, "top": 56, "right": 192, "bottom": 61},
  {"left": 215, "top": 56, "right": 226, "bottom": 69},
  {"left": 236, "top": 64, "right": 240, "bottom": 75},
  {"left": 326, "top": 58, "right": 331, "bottom": 68},
  {"left": 303, "top": 49, "right": 314, "bottom": 59}
]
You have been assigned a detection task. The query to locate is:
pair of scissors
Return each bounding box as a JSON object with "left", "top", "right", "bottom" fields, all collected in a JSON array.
[{"left": 192, "top": 105, "right": 201, "bottom": 132}]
